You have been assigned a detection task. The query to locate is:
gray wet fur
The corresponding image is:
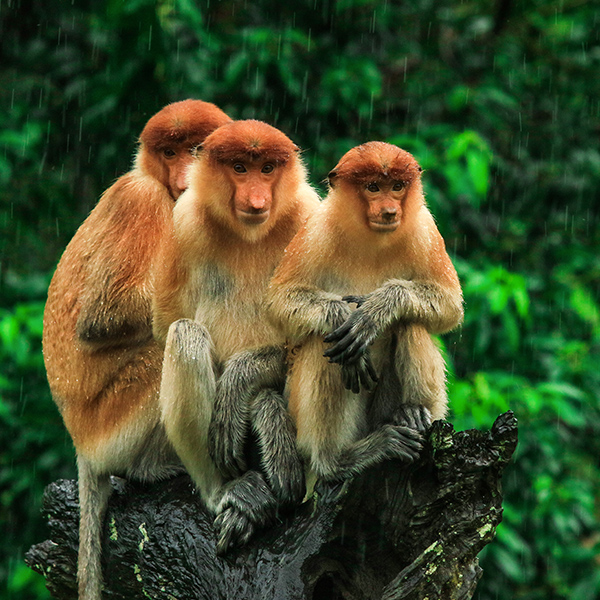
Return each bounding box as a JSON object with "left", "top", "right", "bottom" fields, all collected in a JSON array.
[
  {"left": 214, "top": 470, "right": 278, "bottom": 555},
  {"left": 209, "top": 346, "right": 288, "bottom": 479}
]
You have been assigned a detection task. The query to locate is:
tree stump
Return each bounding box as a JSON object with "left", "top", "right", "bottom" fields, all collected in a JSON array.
[{"left": 25, "top": 411, "right": 517, "bottom": 600}]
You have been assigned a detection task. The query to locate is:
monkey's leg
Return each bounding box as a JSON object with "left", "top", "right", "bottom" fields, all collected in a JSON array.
[
  {"left": 311, "top": 423, "right": 423, "bottom": 482},
  {"left": 159, "top": 318, "right": 224, "bottom": 511},
  {"left": 291, "top": 342, "right": 423, "bottom": 483},
  {"left": 251, "top": 389, "right": 306, "bottom": 505},
  {"left": 77, "top": 456, "right": 111, "bottom": 600},
  {"left": 391, "top": 324, "right": 448, "bottom": 429},
  {"left": 209, "top": 346, "right": 287, "bottom": 480}
]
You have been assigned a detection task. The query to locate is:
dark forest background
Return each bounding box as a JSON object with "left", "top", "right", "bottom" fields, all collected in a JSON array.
[{"left": 1, "top": 1, "right": 600, "bottom": 598}]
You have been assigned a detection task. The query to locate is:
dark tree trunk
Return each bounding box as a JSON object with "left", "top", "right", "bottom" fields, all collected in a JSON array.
[{"left": 26, "top": 412, "right": 517, "bottom": 600}]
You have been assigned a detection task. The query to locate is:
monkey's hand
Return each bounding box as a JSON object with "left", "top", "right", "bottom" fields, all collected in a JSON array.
[
  {"left": 208, "top": 392, "right": 248, "bottom": 479},
  {"left": 214, "top": 471, "right": 277, "bottom": 555},
  {"left": 323, "top": 301, "right": 379, "bottom": 365},
  {"left": 340, "top": 354, "right": 379, "bottom": 394}
]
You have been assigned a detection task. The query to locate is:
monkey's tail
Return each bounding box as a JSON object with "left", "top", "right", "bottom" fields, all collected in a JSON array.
[{"left": 77, "top": 455, "right": 111, "bottom": 600}]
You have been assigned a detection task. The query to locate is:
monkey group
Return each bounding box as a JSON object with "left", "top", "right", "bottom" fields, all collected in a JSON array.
[{"left": 42, "top": 100, "right": 463, "bottom": 600}]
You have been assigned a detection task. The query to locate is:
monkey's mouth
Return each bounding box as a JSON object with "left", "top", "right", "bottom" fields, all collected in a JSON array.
[
  {"left": 237, "top": 210, "right": 271, "bottom": 225},
  {"left": 369, "top": 220, "right": 399, "bottom": 232}
]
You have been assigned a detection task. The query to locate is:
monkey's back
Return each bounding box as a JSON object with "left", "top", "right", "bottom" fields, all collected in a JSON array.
[{"left": 42, "top": 172, "right": 173, "bottom": 459}]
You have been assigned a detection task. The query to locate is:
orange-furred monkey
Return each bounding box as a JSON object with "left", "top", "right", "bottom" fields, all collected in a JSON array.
[
  {"left": 268, "top": 141, "right": 463, "bottom": 483},
  {"left": 152, "top": 119, "right": 320, "bottom": 554},
  {"left": 42, "top": 99, "right": 232, "bottom": 600}
]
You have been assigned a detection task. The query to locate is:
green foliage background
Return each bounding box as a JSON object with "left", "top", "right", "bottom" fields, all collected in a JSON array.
[{"left": 1, "top": 1, "right": 600, "bottom": 598}]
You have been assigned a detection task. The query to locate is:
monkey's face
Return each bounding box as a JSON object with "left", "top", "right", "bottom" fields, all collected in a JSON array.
[
  {"left": 361, "top": 179, "right": 407, "bottom": 232},
  {"left": 227, "top": 159, "right": 282, "bottom": 227},
  {"left": 160, "top": 144, "right": 201, "bottom": 200}
]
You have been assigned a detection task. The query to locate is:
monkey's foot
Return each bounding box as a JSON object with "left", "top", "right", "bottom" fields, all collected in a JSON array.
[
  {"left": 393, "top": 405, "right": 432, "bottom": 432},
  {"left": 377, "top": 423, "right": 424, "bottom": 463},
  {"left": 214, "top": 471, "right": 277, "bottom": 555},
  {"left": 262, "top": 447, "right": 305, "bottom": 507},
  {"left": 317, "top": 424, "right": 424, "bottom": 482}
]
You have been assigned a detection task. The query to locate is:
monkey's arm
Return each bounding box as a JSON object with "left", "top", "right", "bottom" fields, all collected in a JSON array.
[
  {"left": 76, "top": 175, "right": 172, "bottom": 348},
  {"left": 268, "top": 225, "right": 355, "bottom": 339},
  {"left": 271, "top": 286, "right": 355, "bottom": 338},
  {"left": 324, "top": 278, "right": 463, "bottom": 365},
  {"left": 269, "top": 285, "right": 378, "bottom": 392}
]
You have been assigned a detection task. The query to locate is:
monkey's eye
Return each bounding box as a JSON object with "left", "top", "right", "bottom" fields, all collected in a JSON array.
[
  {"left": 392, "top": 182, "right": 405, "bottom": 191},
  {"left": 233, "top": 163, "right": 247, "bottom": 173},
  {"left": 261, "top": 163, "right": 275, "bottom": 174},
  {"left": 366, "top": 182, "right": 380, "bottom": 193},
  {"left": 163, "top": 148, "right": 176, "bottom": 158}
]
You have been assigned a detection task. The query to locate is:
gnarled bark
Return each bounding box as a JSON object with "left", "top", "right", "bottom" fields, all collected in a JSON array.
[{"left": 26, "top": 412, "right": 517, "bottom": 600}]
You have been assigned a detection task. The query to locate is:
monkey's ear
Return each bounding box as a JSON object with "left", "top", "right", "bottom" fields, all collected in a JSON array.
[{"left": 328, "top": 170, "right": 337, "bottom": 187}]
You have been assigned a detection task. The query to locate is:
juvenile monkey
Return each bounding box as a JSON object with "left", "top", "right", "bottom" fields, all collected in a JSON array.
[
  {"left": 152, "top": 119, "right": 320, "bottom": 553},
  {"left": 42, "top": 100, "right": 232, "bottom": 600},
  {"left": 268, "top": 141, "right": 463, "bottom": 483}
]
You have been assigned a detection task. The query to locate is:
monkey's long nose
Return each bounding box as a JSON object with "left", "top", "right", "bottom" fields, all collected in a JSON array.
[
  {"left": 381, "top": 207, "right": 398, "bottom": 222},
  {"left": 175, "top": 170, "right": 189, "bottom": 194},
  {"left": 246, "top": 195, "right": 268, "bottom": 213}
]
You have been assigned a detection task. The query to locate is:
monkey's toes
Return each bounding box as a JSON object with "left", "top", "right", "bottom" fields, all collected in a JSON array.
[
  {"left": 384, "top": 424, "right": 424, "bottom": 462},
  {"left": 214, "top": 508, "right": 253, "bottom": 556},
  {"left": 393, "top": 405, "right": 433, "bottom": 432}
]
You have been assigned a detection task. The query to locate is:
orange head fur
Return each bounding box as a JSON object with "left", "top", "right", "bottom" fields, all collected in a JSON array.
[
  {"left": 192, "top": 120, "right": 302, "bottom": 242},
  {"left": 328, "top": 141, "right": 423, "bottom": 234},
  {"left": 137, "top": 99, "right": 232, "bottom": 199}
]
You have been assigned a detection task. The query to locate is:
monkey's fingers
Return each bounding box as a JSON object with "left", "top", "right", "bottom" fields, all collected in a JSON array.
[
  {"left": 393, "top": 424, "right": 425, "bottom": 444},
  {"left": 325, "top": 333, "right": 367, "bottom": 365},
  {"left": 356, "top": 356, "right": 379, "bottom": 391},
  {"left": 341, "top": 364, "right": 360, "bottom": 394},
  {"left": 393, "top": 405, "right": 433, "bottom": 432},
  {"left": 389, "top": 431, "right": 423, "bottom": 463},
  {"left": 214, "top": 508, "right": 248, "bottom": 556}
]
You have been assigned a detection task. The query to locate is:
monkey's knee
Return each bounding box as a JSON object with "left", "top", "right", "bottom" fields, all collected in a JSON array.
[{"left": 164, "top": 318, "right": 212, "bottom": 364}]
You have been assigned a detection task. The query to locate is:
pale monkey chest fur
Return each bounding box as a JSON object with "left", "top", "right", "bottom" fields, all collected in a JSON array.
[{"left": 189, "top": 260, "right": 283, "bottom": 363}]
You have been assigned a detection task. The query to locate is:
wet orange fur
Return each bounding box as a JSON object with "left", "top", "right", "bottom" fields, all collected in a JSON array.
[
  {"left": 43, "top": 100, "right": 232, "bottom": 457},
  {"left": 152, "top": 120, "right": 320, "bottom": 356},
  {"left": 151, "top": 120, "right": 320, "bottom": 509},
  {"left": 269, "top": 142, "right": 463, "bottom": 474}
]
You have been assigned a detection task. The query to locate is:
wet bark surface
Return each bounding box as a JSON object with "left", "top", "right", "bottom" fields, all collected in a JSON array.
[{"left": 26, "top": 411, "right": 517, "bottom": 600}]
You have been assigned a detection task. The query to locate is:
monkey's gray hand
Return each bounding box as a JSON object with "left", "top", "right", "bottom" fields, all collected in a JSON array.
[
  {"left": 208, "top": 391, "right": 248, "bottom": 479},
  {"left": 340, "top": 354, "right": 379, "bottom": 394},
  {"left": 324, "top": 299, "right": 378, "bottom": 365}
]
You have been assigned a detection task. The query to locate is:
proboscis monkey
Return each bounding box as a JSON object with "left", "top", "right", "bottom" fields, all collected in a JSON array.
[
  {"left": 268, "top": 141, "right": 463, "bottom": 484},
  {"left": 42, "top": 99, "right": 232, "bottom": 600},
  {"left": 152, "top": 119, "right": 320, "bottom": 554}
]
